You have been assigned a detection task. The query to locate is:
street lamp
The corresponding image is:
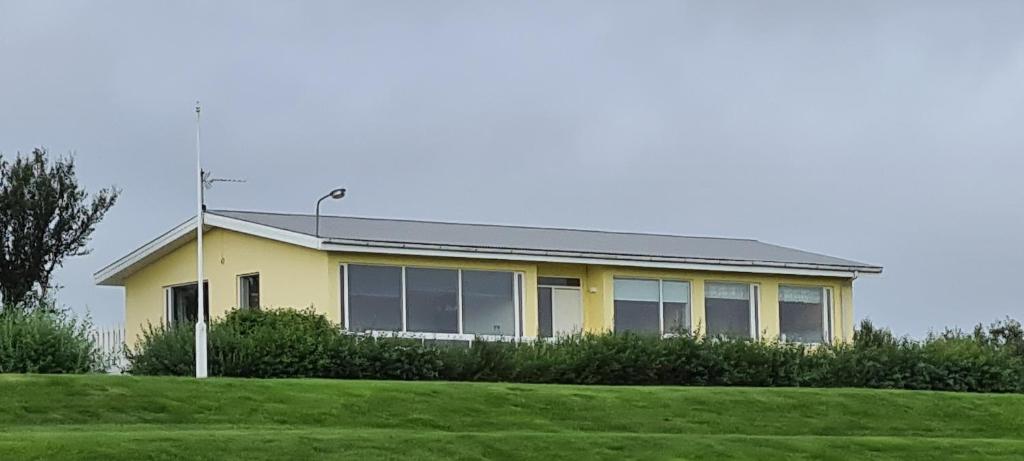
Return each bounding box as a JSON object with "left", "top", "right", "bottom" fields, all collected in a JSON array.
[{"left": 316, "top": 188, "right": 346, "bottom": 238}]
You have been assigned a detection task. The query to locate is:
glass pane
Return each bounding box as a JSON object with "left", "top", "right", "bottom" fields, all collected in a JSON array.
[
  {"left": 662, "top": 281, "right": 689, "bottom": 303},
  {"left": 705, "top": 283, "right": 751, "bottom": 338},
  {"left": 538, "top": 287, "right": 553, "bottom": 338},
  {"left": 705, "top": 282, "right": 750, "bottom": 300},
  {"left": 614, "top": 279, "right": 659, "bottom": 334},
  {"left": 779, "top": 286, "right": 822, "bottom": 303},
  {"left": 348, "top": 265, "right": 402, "bottom": 332},
  {"left": 405, "top": 268, "right": 459, "bottom": 333},
  {"left": 537, "top": 277, "right": 581, "bottom": 287},
  {"left": 779, "top": 286, "right": 824, "bottom": 343},
  {"left": 663, "top": 302, "right": 689, "bottom": 334},
  {"left": 240, "top": 275, "right": 259, "bottom": 310},
  {"left": 171, "top": 282, "right": 209, "bottom": 325},
  {"left": 614, "top": 279, "right": 660, "bottom": 302},
  {"left": 462, "top": 270, "right": 515, "bottom": 336}
]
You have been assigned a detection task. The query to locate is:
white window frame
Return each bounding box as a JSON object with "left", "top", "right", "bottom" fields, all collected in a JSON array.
[
  {"left": 339, "top": 263, "right": 525, "bottom": 341},
  {"left": 612, "top": 277, "right": 693, "bottom": 336},
  {"left": 704, "top": 281, "right": 760, "bottom": 340},
  {"left": 778, "top": 285, "right": 834, "bottom": 345},
  {"left": 163, "top": 280, "right": 209, "bottom": 326},
  {"left": 237, "top": 272, "right": 260, "bottom": 310}
]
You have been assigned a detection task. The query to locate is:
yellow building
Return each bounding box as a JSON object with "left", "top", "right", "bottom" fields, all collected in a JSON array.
[{"left": 95, "top": 210, "right": 881, "bottom": 345}]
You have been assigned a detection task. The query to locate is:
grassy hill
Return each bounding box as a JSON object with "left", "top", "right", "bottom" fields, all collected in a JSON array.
[{"left": 2, "top": 375, "right": 1023, "bottom": 460}]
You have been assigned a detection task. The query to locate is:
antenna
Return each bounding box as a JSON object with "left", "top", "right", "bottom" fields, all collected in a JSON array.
[{"left": 202, "top": 171, "right": 247, "bottom": 190}]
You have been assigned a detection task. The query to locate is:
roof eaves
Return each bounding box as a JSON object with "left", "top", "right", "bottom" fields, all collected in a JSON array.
[{"left": 321, "top": 237, "right": 882, "bottom": 275}]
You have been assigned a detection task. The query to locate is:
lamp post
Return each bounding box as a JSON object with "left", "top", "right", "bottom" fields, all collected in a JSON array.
[{"left": 316, "top": 188, "right": 346, "bottom": 238}]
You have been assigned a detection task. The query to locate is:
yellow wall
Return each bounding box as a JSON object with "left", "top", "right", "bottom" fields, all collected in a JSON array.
[
  {"left": 122, "top": 228, "right": 856, "bottom": 344},
  {"left": 124, "top": 228, "right": 330, "bottom": 342}
]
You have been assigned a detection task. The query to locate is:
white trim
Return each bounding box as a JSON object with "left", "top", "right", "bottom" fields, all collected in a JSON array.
[
  {"left": 94, "top": 217, "right": 198, "bottom": 285},
  {"left": 456, "top": 270, "right": 464, "bottom": 335},
  {"left": 658, "top": 281, "right": 665, "bottom": 334},
  {"left": 612, "top": 277, "right": 692, "bottom": 335},
  {"left": 515, "top": 272, "right": 524, "bottom": 337},
  {"left": 824, "top": 287, "right": 834, "bottom": 345},
  {"left": 96, "top": 212, "right": 878, "bottom": 286},
  {"left": 321, "top": 242, "right": 868, "bottom": 278},
  {"left": 361, "top": 330, "right": 522, "bottom": 343},
  {"left": 207, "top": 213, "right": 322, "bottom": 249},
  {"left": 340, "top": 264, "right": 349, "bottom": 330},
  {"left": 164, "top": 287, "right": 172, "bottom": 326},
  {"left": 750, "top": 284, "right": 760, "bottom": 340},
  {"left": 237, "top": 272, "right": 260, "bottom": 310},
  {"left": 400, "top": 267, "right": 407, "bottom": 332}
]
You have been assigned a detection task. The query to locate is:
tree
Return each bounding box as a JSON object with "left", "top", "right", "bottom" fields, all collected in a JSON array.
[{"left": 0, "top": 148, "right": 119, "bottom": 310}]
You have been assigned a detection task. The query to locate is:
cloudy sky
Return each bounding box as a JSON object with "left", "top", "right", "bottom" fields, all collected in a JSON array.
[{"left": 2, "top": 1, "right": 1023, "bottom": 336}]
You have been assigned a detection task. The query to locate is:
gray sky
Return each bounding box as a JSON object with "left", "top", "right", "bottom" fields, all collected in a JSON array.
[{"left": 2, "top": 1, "right": 1023, "bottom": 337}]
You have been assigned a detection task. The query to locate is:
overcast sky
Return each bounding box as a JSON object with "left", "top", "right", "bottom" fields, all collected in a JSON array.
[{"left": 2, "top": 1, "right": 1023, "bottom": 336}]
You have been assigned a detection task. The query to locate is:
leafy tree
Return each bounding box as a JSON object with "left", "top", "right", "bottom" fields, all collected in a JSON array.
[{"left": 0, "top": 148, "right": 119, "bottom": 310}]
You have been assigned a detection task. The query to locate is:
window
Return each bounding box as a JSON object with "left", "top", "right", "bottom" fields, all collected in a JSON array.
[
  {"left": 779, "top": 286, "right": 833, "bottom": 344},
  {"left": 705, "top": 282, "right": 757, "bottom": 339},
  {"left": 239, "top": 274, "right": 260, "bottom": 310},
  {"left": 613, "top": 278, "right": 691, "bottom": 335},
  {"left": 662, "top": 281, "right": 690, "bottom": 333},
  {"left": 462, "top": 270, "right": 516, "bottom": 336},
  {"left": 343, "top": 264, "right": 523, "bottom": 339},
  {"left": 406, "top": 268, "right": 458, "bottom": 333},
  {"left": 348, "top": 265, "right": 402, "bottom": 332},
  {"left": 166, "top": 282, "right": 209, "bottom": 325},
  {"left": 537, "top": 277, "right": 581, "bottom": 287}
]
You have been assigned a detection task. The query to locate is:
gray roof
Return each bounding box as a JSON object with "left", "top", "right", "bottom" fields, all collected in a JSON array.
[{"left": 208, "top": 210, "right": 881, "bottom": 273}]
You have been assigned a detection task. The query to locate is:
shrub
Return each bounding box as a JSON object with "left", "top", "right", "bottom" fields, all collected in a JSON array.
[
  {"left": 124, "top": 321, "right": 195, "bottom": 376},
  {"left": 213, "top": 308, "right": 335, "bottom": 377},
  {"left": 126, "top": 309, "right": 1024, "bottom": 393},
  {"left": 0, "top": 309, "right": 102, "bottom": 373}
]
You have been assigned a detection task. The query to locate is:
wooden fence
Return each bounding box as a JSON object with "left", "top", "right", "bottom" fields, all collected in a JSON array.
[{"left": 91, "top": 325, "right": 127, "bottom": 373}]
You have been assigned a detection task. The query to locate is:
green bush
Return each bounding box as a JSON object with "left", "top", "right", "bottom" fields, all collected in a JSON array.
[
  {"left": 124, "top": 322, "right": 195, "bottom": 376},
  {"left": 0, "top": 309, "right": 102, "bottom": 373},
  {"left": 126, "top": 309, "right": 1024, "bottom": 393}
]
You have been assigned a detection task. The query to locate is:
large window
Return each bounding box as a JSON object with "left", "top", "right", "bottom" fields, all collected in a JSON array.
[
  {"left": 406, "top": 268, "right": 459, "bottom": 333},
  {"left": 348, "top": 265, "right": 402, "bottom": 332},
  {"left": 238, "top": 274, "right": 260, "bottom": 310},
  {"left": 705, "top": 282, "right": 758, "bottom": 339},
  {"left": 166, "top": 282, "right": 210, "bottom": 325},
  {"left": 344, "top": 264, "right": 523, "bottom": 339},
  {"left": 613, "top": 278, "right": 691, "bottom": 335},
  {"left": 779, "top": 286, "right": 833, "bottom": 344},
  {"left": 462, "top": 270, "right": 516, "bottom": 336}
]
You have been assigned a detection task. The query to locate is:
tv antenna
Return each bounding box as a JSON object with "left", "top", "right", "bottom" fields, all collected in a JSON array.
[{"left": 202, "top": 170, "right": 247, "bottom": 190}]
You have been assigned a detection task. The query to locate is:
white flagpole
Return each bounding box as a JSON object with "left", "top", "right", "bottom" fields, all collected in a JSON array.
[{"left": 195, "top": 101, "right": 208, "bottom": 379}]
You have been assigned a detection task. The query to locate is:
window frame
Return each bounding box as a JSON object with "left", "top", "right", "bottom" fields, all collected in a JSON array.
[
  {"left": 612, "top": 277, "right": 693, "bottom": 336},
  {"left": 778, "top": 285, "right": 834, "bottom": 345},
  {"left": 537, "top": 277, "right": 583, "bottom": 338},
  {"left": 163, "top": 280, "right": 210, "bottom": 326},
  {"left": 339, "top": 263, "right": 525, "bottom": 342},
  {"left": 703, "top": 281, "right": 761, "bottom": 339},
  {"left": 237, "top": 273, "right": 260, "bottom": 310}
]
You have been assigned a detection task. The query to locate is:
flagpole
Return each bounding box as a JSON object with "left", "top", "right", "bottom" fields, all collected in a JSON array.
[{"left": 195, "top": 101, "right": 208, "bottom": 379}]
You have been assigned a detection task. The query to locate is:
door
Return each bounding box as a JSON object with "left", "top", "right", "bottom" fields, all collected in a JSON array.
[{"left": 550, "top": 287, "right": 583, "bottom": 336}]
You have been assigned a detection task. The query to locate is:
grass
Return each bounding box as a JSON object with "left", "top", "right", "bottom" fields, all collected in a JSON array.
[{"left": 1, "top": 375, "right": 1023, "bottom": 459}]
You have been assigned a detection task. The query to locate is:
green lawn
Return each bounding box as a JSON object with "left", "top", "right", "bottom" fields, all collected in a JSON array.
[{"left": 2, "top": 375, "right": 1023, "bottom": 460}]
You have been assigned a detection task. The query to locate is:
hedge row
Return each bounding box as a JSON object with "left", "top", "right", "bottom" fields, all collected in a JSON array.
[{"left": 126, "top": 308, "right": 1024, "bottom": 393}]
